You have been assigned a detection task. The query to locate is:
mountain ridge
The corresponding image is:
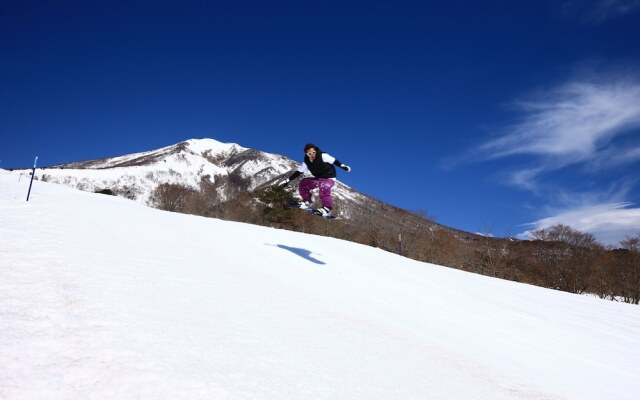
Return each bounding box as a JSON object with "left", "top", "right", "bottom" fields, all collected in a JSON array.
[{"left": 13, "top": 137, "right": 430, "bottom": 230}]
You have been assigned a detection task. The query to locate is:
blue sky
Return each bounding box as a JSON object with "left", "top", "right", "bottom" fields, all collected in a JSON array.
[{"left": 2, "top": 0, "right": 639, "bottom": 245}]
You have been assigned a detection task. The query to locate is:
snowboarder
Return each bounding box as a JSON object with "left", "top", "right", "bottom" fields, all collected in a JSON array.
[{"left": 280, "top": 144, "right": 351, "bottom": 218}]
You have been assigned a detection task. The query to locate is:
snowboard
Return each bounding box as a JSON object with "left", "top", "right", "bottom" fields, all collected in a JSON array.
[{"left": 287, "top": 200, "right": 337, "bottom": 219}]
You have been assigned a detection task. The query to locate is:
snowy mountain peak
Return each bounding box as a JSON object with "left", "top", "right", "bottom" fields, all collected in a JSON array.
[
  {"left": 55, "top": 138, "right": 246, "bottom": 170},
  {"left": 182, "top": 138, "right": 246, "bottom": 156},
  {"left": 16, "top": 138, "right": 304, "bottom": 204}
]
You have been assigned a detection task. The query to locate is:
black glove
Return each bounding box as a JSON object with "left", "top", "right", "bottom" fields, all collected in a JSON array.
[
  {"left": 340, "top": 164, "right": 351, "bottom": 172},
  {"left": 280, "top": 171, "right": 301, "bottom": 186}
]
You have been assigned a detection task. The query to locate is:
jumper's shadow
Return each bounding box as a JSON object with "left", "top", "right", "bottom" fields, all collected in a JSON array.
[{"left": 268, "top": 244, "right": 326, "bottom": 265}]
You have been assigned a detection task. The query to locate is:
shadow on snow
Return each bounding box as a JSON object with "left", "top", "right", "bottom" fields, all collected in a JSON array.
[{"left": 267, "top": 244, "right": 326, "bottom": 265}]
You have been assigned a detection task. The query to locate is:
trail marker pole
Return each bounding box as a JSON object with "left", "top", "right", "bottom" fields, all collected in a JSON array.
[{"left": 26, "top": 156, "right": 38, "bottom": 201}]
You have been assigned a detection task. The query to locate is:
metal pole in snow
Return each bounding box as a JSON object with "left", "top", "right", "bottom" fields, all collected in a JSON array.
[{"left": 26, "top": 156, "right": 38, "bottom": 201}]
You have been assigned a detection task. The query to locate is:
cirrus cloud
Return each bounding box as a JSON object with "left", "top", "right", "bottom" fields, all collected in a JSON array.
[
  {"left": 458, "top": 72, "right": 640, "bottom": 245},
  {"left": 561, "top": 0, "right": 640, "bottom": 24},
  {"left": 479, "top": 79, "right": 640, "bottom": 172},
  {"left": 518, "top": 202, "right": 640, "bottom": 246}
]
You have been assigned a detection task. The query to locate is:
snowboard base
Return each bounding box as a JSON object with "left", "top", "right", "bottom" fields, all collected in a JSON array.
[{"left": 287, "top": 200, "right": 337, "bottom": 219}]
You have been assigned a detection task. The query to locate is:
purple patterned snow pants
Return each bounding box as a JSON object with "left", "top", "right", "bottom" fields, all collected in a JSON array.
[{"left": 298, "top": 178, "right": 335, "bottom": 209}]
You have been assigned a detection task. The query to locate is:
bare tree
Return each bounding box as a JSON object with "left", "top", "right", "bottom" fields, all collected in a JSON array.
[
  {"left": 149, "top": 183, "right": 196, "bottom": 213},
  {"left": 618, "top": 234, "right": 640, "bottom": 304},
  {"left": 530, "top": 224, "right": 602, "bottom": 293}
]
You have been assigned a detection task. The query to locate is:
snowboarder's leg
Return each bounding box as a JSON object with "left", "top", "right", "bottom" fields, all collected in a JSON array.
[
  {"left": 317, "top": 179, "right": 335, "bottom": 209},
  {"left": 298, "top": 178, "right": 316, "bottom": 203}
]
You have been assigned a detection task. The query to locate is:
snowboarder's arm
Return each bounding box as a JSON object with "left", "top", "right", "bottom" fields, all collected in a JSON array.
[
  {"left": 280, "top": 164, "right": 308, "bottom": 186},
  {"left": 321, "top": 153, "right": 336, "bottom": 164},
  {"left": 332, "top": 159, "right": 350, "bottom": 170},
  {"left": 285, "top": 170, "right": 302, "bottom": 182},
  {"left": 330, "top": 157, "right": 351, "bottom": 172},
  {"left": 323, "top": 153, "right": 351, "bottom": 172}
]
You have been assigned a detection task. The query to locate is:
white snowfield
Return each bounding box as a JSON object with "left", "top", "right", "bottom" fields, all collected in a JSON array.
[{"left": 1, "top": 169, "right": 638, "bottom": 400}]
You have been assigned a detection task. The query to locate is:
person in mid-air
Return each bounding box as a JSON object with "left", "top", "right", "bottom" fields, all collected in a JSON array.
[{"left": 280, "top": 143, "right": 351, "bottom": 217}]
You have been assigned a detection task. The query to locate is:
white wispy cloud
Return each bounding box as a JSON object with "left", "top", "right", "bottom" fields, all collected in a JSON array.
[
  {"left": 562, "top": 0, "right": 640, "bottom": 24},
  {"left": 504, "top": 167, "right": 545, "bottom": 193},
  {"left": 466, "top": 76, "right": 640, "bottom": 190},
  {"left": 588, "top": 145, "right": 640, "bottom": 170},
  {"left": 464, "top": 73, "right": 640, "bottom": 244},
  {"left": 515, "top": 171, "right": 640, "bottom": 245},
  {"left": 518, "top": 202, "right": 640, "bottom": 246},
  {"left": 479, "top": 79, "right": 640, "bottom": 166}
]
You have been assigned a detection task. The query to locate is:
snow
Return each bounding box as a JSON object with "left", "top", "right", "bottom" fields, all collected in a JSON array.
[
  {"left": 183, "top": 138, "right": 245, "bottom": 155},
  {"left": 1, "top": 169, "right": 639, "bottom": 400}
]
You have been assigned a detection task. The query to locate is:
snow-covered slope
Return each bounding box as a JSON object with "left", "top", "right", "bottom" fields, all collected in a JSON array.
[
  {"left": 9, "top": 138, "right": 365, "bottom": 207},
  {"left": 1, "top": 170, "right": 639, "bottom": 400}
]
